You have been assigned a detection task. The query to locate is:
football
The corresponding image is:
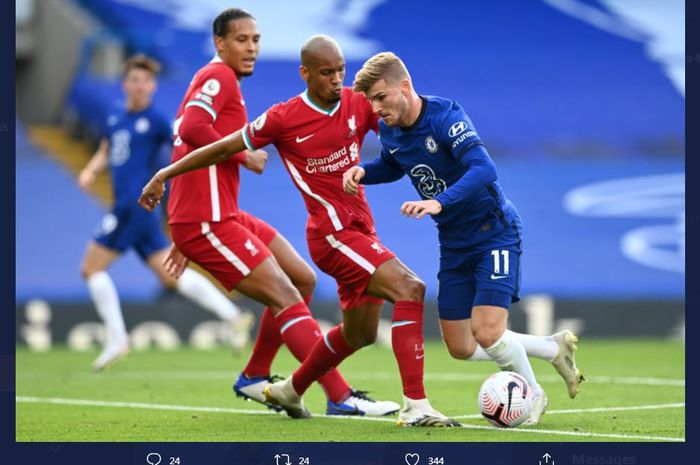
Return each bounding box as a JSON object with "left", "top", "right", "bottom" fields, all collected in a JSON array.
[{"left": 478, "top": 371, "right": 534, "bottom": 428}]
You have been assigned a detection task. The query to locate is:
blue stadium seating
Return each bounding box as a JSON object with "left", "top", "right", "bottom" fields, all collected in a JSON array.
[{"left": 16, "top": 1, "right": 684, "bottom": 302}]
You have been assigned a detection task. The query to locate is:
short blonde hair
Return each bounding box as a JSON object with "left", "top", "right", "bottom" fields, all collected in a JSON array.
[{"left": 353, "top": 52, "right": 410, "bottom": 94}]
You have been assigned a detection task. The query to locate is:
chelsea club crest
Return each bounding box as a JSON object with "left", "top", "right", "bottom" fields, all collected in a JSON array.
[{"left": 425, "top": 136, "right": 438, "bottom": 153}]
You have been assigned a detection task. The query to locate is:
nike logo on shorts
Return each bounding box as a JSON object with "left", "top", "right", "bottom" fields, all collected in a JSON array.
[
  {"left": 389, "top": 147, "right": 399, "bottom": 154},
  {"left": 491, "top": 274, "right": 508, "bottom": 280}
]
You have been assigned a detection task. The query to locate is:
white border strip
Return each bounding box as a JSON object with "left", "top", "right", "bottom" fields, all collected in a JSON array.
[
  {"left": 325, "top": 234, "right": 376, "bottom": 273},
  {"left": 201, "top": 222, "right": 250, "bottom": 275},
  {"left": 207, "top": 166, "right": 221, "bottom": 221},
  {"left": 185, "top": 100, "right": 217, "bottom": 121},
  {"left": 285, "top": 159, "right": 343, "bottom": 231}
]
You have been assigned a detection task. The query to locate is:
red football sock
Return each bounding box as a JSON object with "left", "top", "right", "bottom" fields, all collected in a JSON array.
[
  {"left": 242, "top": 294, "right": 314, "bottom": 378},
  {"left": 392, "top": 301, "right": 426, "bottom": 400},
  {"left": 292, "top": 324, "right": 356, "bottom": 396},
  {"left": 274, "top": 302, "right": 321, "bottom": 363},
  {"left": 242, "top": 306, "right": 282, "bottom": 378}
]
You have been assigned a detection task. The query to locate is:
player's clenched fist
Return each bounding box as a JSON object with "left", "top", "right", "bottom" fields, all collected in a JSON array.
[
  {"left": 343, "top": 166, "right": 365, "bottom": 195},
  {"left": 138, "top": 170, "right": 167, "bottom": 211},
  {"left": 243, "top": 149, "right": 268, "bottom": 174}
]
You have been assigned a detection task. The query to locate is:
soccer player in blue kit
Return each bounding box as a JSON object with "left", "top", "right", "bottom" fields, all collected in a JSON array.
[
  {"left": 344, "top": 52, "right": 584, "bottom": 424},
  {"left": 78, "top": 55, "right": 252, "bottom": 371}
]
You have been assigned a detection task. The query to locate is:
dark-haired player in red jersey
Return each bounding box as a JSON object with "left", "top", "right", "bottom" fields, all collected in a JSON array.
[
  {"left": 165, "top": 8, "right": 398, "bottom": 417},
  {"left": 141, "top": 34, "right": 460, "bottom": 427}
]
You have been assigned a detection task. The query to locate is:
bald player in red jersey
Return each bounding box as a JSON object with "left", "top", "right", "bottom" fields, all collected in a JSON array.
[
  {"left": 141, "top": 35, "right": 459, "bottom": 427},
  {"left": 165, "top": 8, "right": 398, "bottom": 417}
]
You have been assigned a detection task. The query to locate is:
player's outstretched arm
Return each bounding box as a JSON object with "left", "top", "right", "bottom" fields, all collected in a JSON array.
[
  {"left": 78, "top": 138, "right": 109, "bottom": 193},
  {"left": 138, "top": 129, "right": 246, "bottom": 211}
]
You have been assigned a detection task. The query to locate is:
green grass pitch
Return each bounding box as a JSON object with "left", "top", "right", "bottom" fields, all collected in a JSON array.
[{"left": 16, "top": 339, "right": 684, "bottom": 442}]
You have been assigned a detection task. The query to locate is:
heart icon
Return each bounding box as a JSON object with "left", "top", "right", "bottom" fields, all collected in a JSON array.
[{"left": 405, "top": 453, "right": 420, "bottom": 465}]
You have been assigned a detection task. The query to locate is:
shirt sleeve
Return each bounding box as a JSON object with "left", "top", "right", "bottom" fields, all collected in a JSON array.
[
  {"left": 437, "top": 101, "right": 484, "bottom": 163},
  {"left": 179, "top": 105, "right": 224, "bottom": 148},
  {"left": 433, "top": 145, "right": 497, "bottom": 209},
  {"left": 242, "top": 104, "right": 284, "bottom": 151},
  {"left": 360, "top": 148, "right": 405, "bottom": 185},
  {"left": 101, "top": 112, "right": 116, "bottom": 140},
  {"left": 432, "top": 103, "right": 496, "bottom": 209},
  {"left": 183, "top": 66, "right": 236, "bottom": 123},
  {"left": 152, "top": 113, "right": 174, "bottom": 170}
]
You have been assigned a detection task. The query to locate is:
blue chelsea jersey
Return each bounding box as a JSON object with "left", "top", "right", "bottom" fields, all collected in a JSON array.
[
  {"left": 368, "top": 96, "right": 520, "bottom": 249},
  {"left": 102, "top": 105, "right": 172, "bottom": 207}
]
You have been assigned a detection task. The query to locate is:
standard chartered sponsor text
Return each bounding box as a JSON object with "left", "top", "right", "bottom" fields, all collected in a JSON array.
[{"left": 306, "top": 146, "right": 352, "bottom": 173}]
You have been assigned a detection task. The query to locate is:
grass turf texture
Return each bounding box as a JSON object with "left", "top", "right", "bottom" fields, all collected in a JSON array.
[{"left": 16, "top": 339, "right": 684, "bottom": 442}]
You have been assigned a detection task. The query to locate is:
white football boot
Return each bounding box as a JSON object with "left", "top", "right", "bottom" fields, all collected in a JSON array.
[
  {"left": 263, "top": 376, "right": 311, "bottom": 419},
  {"left": 327, "top": 389, "right": 400, "bottom": 416},
  {"left": 92, "top": 342, "right": 129, "bottom": 372},
  {"left": 551, "top": 330, "right": 584, "bottom": 398},
  {"left": 524, "top": 389, "right": 549, "bottom": 425},
  {"left": 396, "top": 396, "right": 461, "bottom": 427}
]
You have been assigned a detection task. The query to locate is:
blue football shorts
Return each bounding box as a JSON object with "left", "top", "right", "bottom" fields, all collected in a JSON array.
[
  {"left": 437, "top": 221, "right": 522, "bottom": 320},
  {"left": 94, "top": 204, "right": 168, "bottom": 261}
]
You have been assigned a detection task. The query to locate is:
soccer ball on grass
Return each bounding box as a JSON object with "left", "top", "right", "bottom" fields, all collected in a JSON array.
[{"left": 478, "top": 371, "right": 533, "bottom": 427}]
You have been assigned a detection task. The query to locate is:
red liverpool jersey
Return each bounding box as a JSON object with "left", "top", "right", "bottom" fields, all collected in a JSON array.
[
  {"left": 243, "top": 87, "right": 379, "bottom": 237},
  {"left": 168, "top": 56, "right": 247, "bottom": 224}
]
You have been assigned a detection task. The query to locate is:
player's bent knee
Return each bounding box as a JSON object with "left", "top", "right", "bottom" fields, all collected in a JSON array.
[
  {"left": 342, "top": 330, "right": 377, "bottom": 349},
  {"left": 397, "top": 275, "right": 426, "bottom": 302},
  {"left": 444, "top": 338, "right": 477, "bottom": 360},
  {"left": 270, "top": 276, "right": 305, "bottom": 310},
  {"left": 295, "top": 269, "right": 317, "bottom": 297},
  {"left": 80, "top": 263, "right": 99, "bottom": 280},
  {"left": 471, "top": 325, "right": 503, "bottom": 349}
]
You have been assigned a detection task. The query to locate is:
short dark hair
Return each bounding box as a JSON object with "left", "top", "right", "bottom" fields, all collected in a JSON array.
[
  {"left": 212, "top": 8, "right": 254, "bottom": 37},
  {"left": 123, "top": 54, "right": 161, "bottom": 77}
]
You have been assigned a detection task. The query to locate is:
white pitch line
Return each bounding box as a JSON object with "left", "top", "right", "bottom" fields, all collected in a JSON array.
[
  {"left": 16, "top": 396, "right": 684, "bottom": 442},
  {"left": 15, "top": 396, "right": 280, "bottom": 416},
  {"left": 24, "top": 371, "right": 685, "bottom": 387},
  {"left": 453, "top": 402, "right": 686, "bottom": 419}
]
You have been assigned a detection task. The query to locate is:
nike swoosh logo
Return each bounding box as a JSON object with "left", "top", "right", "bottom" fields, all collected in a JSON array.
[
  {"left": 506, "top": 381, "right": 518, "bottom": 413},
  {"left": 296, "top": 134, "right": 314, "bottom": 143},
  {"left": 491, "top": 274, "right": 508, "bottom": 280},
  {"left": 415, "top": 353, "right": 425, "bottom": 360},
  {"left": 389, "top": 147, "right": 399, "bottom": 154}
]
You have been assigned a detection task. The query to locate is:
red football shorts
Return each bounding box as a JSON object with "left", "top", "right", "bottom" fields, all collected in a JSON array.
[
  {"left": 236, "top": 209, "right": 278, "bottom": 246},
  {"left": 308, "top": 228, "right": 395, "bottom": 310},
  {"left": 171, "top": 218, "right": 271, "bottom": 291}
]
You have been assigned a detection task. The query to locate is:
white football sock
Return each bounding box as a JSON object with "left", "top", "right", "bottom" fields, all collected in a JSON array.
[
  {"left": 508, "top": 331, "right": 558, "bottom": 361},
  {"left": 467, "top": 345, "right": 491, "bottom": 361},
  {"left": 177, "top": 268, "right": 241, "bottom": 320},
  {"left": 86, "top": 271, "right": 128, "bottom": 346},
  {"left": 483, "top": 331, "right": 541, "bottom": 394},
  {"left": 469, "top": 330, "right": 558, "bottom": 361}
]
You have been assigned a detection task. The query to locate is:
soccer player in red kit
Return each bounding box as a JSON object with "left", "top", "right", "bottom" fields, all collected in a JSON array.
[
  {"left": 165, "top": 8, "right": 398, "bottom": 417},
  {"left": 141, "top": 35, "right": 460, "bottom": 427}
]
